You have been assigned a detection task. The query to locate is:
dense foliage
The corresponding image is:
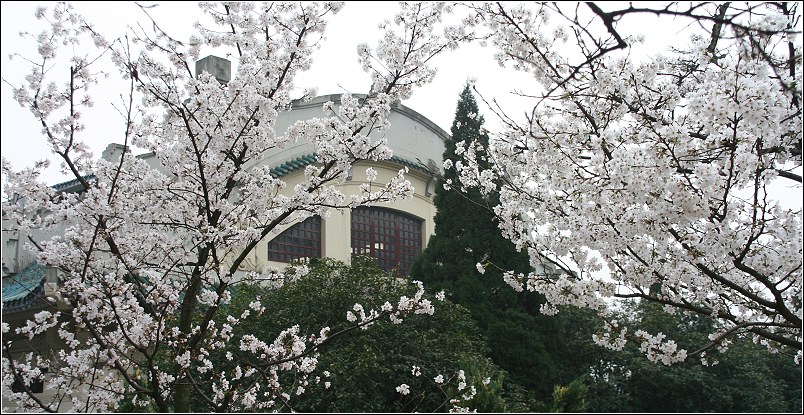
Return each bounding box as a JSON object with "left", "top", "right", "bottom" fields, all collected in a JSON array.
[
  {"left": 411, "top": 84, "right": 586, "bottom": 403},
  {"left": 452, "top": 1, "right": 802, "bottom": 364},
  {"left": 200, "top": 257, "right": 524, "bottom": 412},
  {"left": 585, "top": 301, "right": 802, "bottom": 412},
  {"left": 2, "top": 2, "right": 800, "bottom": 412}
]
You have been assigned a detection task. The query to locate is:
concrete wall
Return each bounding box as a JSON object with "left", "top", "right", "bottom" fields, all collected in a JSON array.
[
  {"left": 240, "top": 159, "right": 440, "bottom": 274},
  {"left": 247, "top": 94, "right": 447, "bottom": 177},
  {"left": 183, "top": 93, "right": 448, "bottom": 275}
]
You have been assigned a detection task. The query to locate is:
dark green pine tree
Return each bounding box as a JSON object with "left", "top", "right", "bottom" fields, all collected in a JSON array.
[
  {"left": 410, "top": 84, "right": 530, "bottom": 307},
  {"left": 410, "top": 84, "right": 563, "bottom": 400}
]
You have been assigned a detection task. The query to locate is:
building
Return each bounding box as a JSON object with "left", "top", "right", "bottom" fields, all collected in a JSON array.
[
  {"left": 1, "top": 55, "right": 449, "bottom": 410},
  {"left": 2, "top": 55, "right": 450, "bottom": 312},
  {"left": 3, "top": 55, "right": 448, "bottom": 280},
  {"left": 243, "top": 91, "right": 447, "bottom": 277}
]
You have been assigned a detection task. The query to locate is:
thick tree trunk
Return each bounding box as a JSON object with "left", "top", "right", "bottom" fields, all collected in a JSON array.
[{"left": 174, "top": 380, "right": 191, "bottom": 412}]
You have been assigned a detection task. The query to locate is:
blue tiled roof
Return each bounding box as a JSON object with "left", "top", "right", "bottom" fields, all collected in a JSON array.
[
  {"left": 52, "top": 174, "right": 96, "bottom": 191},
  {"left": 270, "top": 154, "right": 318, "bottom": 178},
  {"left": 2, "top": 262, "right": 47, "bottom": 313},
  {"left": 269, "top": 153, "right": 431, "bottom": 178}
]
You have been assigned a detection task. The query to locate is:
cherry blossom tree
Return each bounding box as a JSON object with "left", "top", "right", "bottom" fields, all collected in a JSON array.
[
  {"left": 1, "top": 2, "right": 469, "bottom": 411},
  {"left": 453, "top": 2, "right": 801, "bottom": 365}
]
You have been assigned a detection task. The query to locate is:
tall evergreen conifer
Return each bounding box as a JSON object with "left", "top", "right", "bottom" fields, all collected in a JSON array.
[
  {"left": 410, "top": 85, "right": 560, "bottom": 399},
  {"left": 411, "top": 84, "right": 530, "bottom": 307}
]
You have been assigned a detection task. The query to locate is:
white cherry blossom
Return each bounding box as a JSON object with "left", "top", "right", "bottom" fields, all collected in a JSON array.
[
  {"left": 452, "top": 2, "right": 802, "bottom": 364},
  {"left": 1, "top": 2, "right": 461, "bottom": 411}
]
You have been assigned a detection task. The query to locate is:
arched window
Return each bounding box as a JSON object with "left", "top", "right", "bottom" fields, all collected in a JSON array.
[
  {"left": 351, "top": 207, "right": 423, "bottom": 275},
  {"left": 267, "top": 216, "right": 322, "bottom": 262}
]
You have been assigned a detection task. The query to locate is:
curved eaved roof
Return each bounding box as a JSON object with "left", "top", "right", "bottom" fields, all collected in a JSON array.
[
  {"left": 2, "top": 262, "right": 47, "bottom": 313},
  {"left": 290, "top": 94, "right": 450, "bottom": 143},
  {"left": 269, "top": 153, "right": 434, "bottom": 178}
]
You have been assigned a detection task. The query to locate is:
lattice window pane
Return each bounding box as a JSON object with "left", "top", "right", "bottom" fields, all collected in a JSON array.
[
  {"left": 350, "top": 207, "right": 423, "bottom": 276},
  {"left": 268, "top": 216, "right": 322, "bottom": 262}
]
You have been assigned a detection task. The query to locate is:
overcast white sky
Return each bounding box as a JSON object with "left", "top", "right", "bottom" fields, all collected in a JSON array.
[
  {"left": 0, "top": 2, "right": 800, "bottom": 215},
  {"left": 0, "top": 1, "right": 523, "bottom": 185},
  {"left": 0, "top": 1, "right": 680, "bottom": 186}
]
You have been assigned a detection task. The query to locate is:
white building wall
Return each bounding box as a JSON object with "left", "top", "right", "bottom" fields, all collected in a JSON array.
[
  {"left": 254, "top": 160, "right": 439, "bottom": 273},
  {"left": 240, "top": 94, "right": 447, "bottom": 274},
  {"left": 248, "top": 94, "right": 446, "bottom": 177}
]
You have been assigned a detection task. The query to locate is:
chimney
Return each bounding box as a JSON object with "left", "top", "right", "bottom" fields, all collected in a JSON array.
[
  {"left": 102, "top": 143, "right": 129, "bottom": 163},
  {"left": 195, "top": 55, "right": 231, "bottom": 84}
]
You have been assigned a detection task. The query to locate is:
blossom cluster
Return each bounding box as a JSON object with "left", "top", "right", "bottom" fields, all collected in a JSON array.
[
  {"left": 450, "top": 2, "right": 802, "bottom": 364},
  {"left": 1, "top": 1, "right": 462, "bottom": 411},
  {"left": 395, "top": 365, "right": 482, "bottom": 413}
]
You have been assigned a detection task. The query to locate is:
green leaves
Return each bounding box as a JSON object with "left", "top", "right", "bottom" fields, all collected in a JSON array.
[
  {"left": 585, "top": 300, "right": 802, "bottom": 412},
  {"left": 207, "top": 257, "right": 513, "bottom": 412}
]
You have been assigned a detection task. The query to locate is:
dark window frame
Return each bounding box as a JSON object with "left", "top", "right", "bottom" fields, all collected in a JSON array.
[
  {"left": 350, "top": 206, "right": 423, "bottom": 275},
  {"left": 267, "top": 216, "right": 322, "bottom": 263}
]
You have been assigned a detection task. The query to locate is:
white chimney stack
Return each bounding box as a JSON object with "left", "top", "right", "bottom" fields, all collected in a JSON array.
[{"left": 195, "top": 55, "right": 231, "bottom": 84}]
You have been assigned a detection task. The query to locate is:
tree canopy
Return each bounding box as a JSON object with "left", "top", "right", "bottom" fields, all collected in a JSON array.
[
  {"left": 411, "top": 84, "right": 579, "bottom": 401},
  {"left": 1, "top": 3, "right": 467, "bottom": 411},
  {"left": 451, "top": 1, "right": 802, "bottom": 364},
  {"left": 197, "top": 257, "right": 523, "bottom": 413},
  {"left": 1, "top": 2, "right": 801, "bottom": 412},
  {"left": 585, "top": 300, "right": 803, "bottom": 412}
]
